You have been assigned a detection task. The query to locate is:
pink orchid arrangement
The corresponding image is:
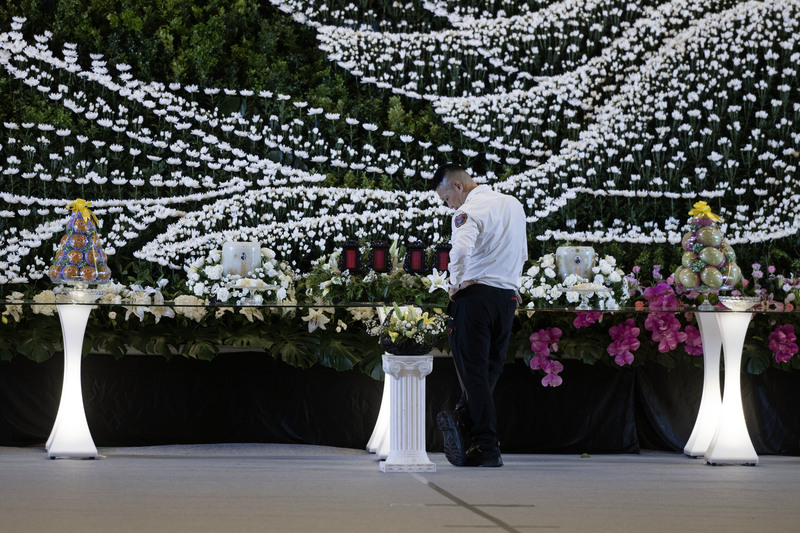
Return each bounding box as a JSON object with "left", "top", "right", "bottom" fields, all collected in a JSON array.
[
  {"left": 642, "top": 282, "right": 678, "bottom": 310},
  {"left": 607, "top": 318, "right": 640, "bottom": 366},
  {"left": 768, "top": 324, "right": 798, "bottom": 363},
  {"left": 529, "top": 327, "right": 564, "bottom": 387},
  {"left": 573, "top": 311, "right": 603, "bottom": 329},
  {"left": 683, "top": 325, "right": 703, "bottom": 356},
  {"left": 625, "top": 265, "right": 642, "bottom": 297},
  {"left": 530, "top": 327, "right": 562, "bottom": 357},
  {"left": 644, "top": 313, "right": 688, "bottom": 353},
  {"left": 652, "top": 264, "right": 662, "bottom": 281},
  {"left": 539, "top": 360, "right": 564, "bottom": 387},
  {"left": 524, "top": 261, "right": 800, "bottom": 388}
]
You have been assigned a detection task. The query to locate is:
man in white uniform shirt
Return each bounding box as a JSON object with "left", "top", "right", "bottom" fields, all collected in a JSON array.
[{"left": 431, "top": 163, "right": 528, "bottom": 467}]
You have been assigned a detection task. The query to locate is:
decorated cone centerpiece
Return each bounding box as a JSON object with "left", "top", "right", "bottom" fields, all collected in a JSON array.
[
  {"left": 46, "top": 199, "right": 110, "bottom": 460},
  {"left": 674, "top": 201, "right": 742, "bottom": 293},
  {"left": 48, "top": 199, "right": 111, "bottom": 286}
]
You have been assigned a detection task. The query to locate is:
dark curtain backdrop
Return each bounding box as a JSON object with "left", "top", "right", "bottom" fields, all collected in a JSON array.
[{"left": 1, "top": 353, "right": 798, "bottom": 454}]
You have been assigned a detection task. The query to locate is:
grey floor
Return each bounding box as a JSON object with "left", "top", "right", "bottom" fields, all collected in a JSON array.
[{"left": 1, "top": 444, "right": 799, "bottom": 532}]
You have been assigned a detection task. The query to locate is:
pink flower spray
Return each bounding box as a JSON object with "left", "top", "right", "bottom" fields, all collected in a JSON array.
[{"left": 529, "top": 327, "right": 563, "bottom": 387}]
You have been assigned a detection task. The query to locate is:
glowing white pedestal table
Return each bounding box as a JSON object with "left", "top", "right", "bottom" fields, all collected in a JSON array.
[
  {"left": 366, "top": 376, "right": 392, "bottom": 459},
  {"left": 366, "top": 306, "right": 402, "bottom": 460},
  {"left": 47, "top": 290, "right": 103, "bottom": 459},
  {"left": 684, "top": 309, "right": 758, "bottom": 466},
  {"left": 704, "top": 311, "right": 758, "bottom": 465},
  {"left": 683, "top": 312, "right": 723, "bottom": 457},
  {"left": 379, "top": 354, "right": 436, "bottom": 473}
]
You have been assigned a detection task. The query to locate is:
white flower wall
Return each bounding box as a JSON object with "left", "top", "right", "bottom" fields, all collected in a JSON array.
[{"left": 1, "top": 0, "right": 799, "bottom": 289}]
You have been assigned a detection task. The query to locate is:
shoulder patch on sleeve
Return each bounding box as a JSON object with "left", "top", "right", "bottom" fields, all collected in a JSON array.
[{"left": 454, "top": 213, "right": 468, "bottom": 228}]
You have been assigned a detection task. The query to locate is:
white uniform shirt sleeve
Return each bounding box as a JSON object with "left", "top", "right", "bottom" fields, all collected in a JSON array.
[{"left": 448, "top": 211, "right": 479, "bottom": 287}]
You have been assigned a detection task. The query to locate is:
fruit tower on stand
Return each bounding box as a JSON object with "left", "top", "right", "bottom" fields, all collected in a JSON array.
[
  {"left": 48, "top": 199, "right": 111, "bottom": 288},
  {"left": 674, "top": 201, "right": 742, "bottom": 298}
]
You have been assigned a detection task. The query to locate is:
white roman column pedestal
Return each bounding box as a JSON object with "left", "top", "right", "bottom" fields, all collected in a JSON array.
[
  {"left": 47, "top": 289, "right": 103, "bottom": 459},
  {"left": 705, "top": 312, "right": 759, "bottom": 466},
  {"left": 379, "top": 354, "right": 436, "bottom": 473},
  {"left": 684, "top": 312, "right": 723, "bottom": 457}
]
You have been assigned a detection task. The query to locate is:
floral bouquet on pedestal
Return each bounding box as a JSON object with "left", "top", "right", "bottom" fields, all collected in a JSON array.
[{"left": 372, "top": 303, "right": 447, "bottom": 355}]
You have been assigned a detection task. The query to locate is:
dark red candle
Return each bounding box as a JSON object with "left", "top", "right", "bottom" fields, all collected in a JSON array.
[
  {"left": 373, "top": 249, "right": 386, "bottom": 270},
  {"left": 345, "top": 249, "right": 357, "bottom": 269},
  {"left": 411, "top": 250, "right": 422, "bottom": 271},
  {"left": 437, "top": 252, "right": 449, "bottom": 271}
]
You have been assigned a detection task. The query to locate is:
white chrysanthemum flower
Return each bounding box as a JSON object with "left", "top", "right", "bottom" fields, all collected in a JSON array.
[
  {"left": 174, "top": 295, "right": 207, "bottom": 322},
  {"left": 193, "top": 282, "right": 206, "bottom": 297},
  {"left": 216, "top": 287, "right": 231, "bottom": 302}
]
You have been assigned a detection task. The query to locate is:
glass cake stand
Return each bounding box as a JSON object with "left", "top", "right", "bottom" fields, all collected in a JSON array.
[
  {"left": 228, "top": 281, "right": 279, "bottom": 305},
  {"left": 566, "top": 286, "right": 611, "bottom": 310},
  {"left": 694, "top": 285, "right": 733, "bottom": 310}
]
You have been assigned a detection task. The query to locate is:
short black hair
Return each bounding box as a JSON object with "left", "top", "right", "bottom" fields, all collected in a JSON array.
[{"left": 429, "top": 163, "right": 466, "bottom": 191}]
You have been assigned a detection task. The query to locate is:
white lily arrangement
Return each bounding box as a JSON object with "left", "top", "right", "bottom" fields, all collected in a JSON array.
[{"left": 374, "top": 303, "right": 447, "bottom": 348}]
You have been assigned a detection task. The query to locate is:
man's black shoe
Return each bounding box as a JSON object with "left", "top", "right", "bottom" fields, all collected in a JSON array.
[
  {"left": 464, "top": 444, "right": 503, "bottom": 467},
  {"left": 454, "top": 405, "right": 473, "bottom": 431},
  {"left": 437, "top": 411, "right": 467, "bottom": 466}
]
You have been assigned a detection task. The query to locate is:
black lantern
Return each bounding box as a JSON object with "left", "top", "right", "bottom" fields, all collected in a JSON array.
[
  {"left": 369, "top": 241, "right": 392, "bottom": 273},
  {"left": 433, "top": 242, "right": 452, "bottom": 272},
  {"left": 338, "top": 240, "right": 363, "bottom": 272},
  {"left": 403, "top": 241, "right": 429, "bottom": 274}
]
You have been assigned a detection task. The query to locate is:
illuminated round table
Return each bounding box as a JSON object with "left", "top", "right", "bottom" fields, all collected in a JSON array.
[{"left": 47, "top": 288, "right": 105, "bottom": 459}]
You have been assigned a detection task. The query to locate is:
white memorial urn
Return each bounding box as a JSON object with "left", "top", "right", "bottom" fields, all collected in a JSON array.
[
  {"left": 222, "top": 242, "right": 261, "bottom": 277},
  {"left": 555, "top": 246, "right": 595, "bottom": 282}
]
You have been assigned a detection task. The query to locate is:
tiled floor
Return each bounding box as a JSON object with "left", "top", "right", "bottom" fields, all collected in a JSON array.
[{"left": 2, "top": 444, "right": 799, "bottom": 532}]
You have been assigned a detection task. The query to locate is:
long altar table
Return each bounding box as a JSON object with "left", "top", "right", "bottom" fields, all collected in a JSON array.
[{"left": 4, "top": 296, "right": 796, "bottom": 465}]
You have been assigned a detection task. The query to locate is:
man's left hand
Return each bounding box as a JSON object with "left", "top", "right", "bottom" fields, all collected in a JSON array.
[{"left": 448, "top": 286, "right": 459, "bottom": 301}]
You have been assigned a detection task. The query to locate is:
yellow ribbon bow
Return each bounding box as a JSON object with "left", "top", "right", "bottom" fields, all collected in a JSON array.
[
  {"left": 67, "top": 199, "right": 99, "bottom": 226},
  {"left": 687, "top": 201, "right": 721, "bottom": 222}
]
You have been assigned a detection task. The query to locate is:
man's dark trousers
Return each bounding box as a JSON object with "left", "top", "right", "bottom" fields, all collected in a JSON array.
[{"left": 448, "top": 283, "right": 517, "bottom": 452}]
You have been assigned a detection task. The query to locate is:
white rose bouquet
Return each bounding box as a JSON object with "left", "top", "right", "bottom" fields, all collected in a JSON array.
[{"left": 520, "top": 253, "right": 629, "bottom": 309}]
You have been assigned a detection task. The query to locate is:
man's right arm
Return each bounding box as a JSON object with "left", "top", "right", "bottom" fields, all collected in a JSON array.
[{"left": 447, "top": 211, "right": 479, "bottom": 297}]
